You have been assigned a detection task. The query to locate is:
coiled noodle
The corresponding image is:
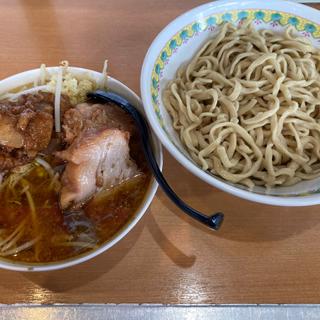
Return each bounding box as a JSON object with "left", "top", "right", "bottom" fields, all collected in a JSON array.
[{"left": 163, "top": 22, "right": 320, "bottom": 188}]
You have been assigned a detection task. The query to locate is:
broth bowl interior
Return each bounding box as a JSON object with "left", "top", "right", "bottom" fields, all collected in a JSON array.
[
  {"left": 0, "top": 66, "right": 162, "bottom": 271},
  {"left": 141, "top": 0, "right": 320, "bottom": 206}
]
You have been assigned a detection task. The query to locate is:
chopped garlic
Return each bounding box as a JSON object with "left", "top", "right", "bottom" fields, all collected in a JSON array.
[{"left": 47, "top": 72, "right": 96, "bottom": 105}]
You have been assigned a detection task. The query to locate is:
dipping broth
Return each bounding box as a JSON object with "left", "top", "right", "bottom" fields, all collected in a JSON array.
[{"left": 0, "top": 68, "right": 151, "bottom": 264}]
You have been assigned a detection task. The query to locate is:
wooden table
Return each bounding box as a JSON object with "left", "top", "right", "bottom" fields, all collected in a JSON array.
[{"left": 0, "top": 0, "right": 319, "bottom": 305}]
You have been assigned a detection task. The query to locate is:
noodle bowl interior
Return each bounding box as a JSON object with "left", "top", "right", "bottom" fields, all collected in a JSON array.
[
  {"left": 163, "top": 22, "right": 320, "bottom": 190},
  {"left": 0, "top": 67, "right": 150, "bottom": 263}
]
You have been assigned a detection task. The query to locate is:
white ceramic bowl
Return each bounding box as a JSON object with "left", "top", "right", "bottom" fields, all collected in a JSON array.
[
  {"left": 0, "top": 66, "right": 162, "bottom": 271},
  {"left": 141, "top": 0, "right": 320, "bottom": 206}
]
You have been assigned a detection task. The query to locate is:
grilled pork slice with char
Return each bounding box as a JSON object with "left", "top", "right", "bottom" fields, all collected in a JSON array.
[
  {"left": 0, "top": 92, "right": 74, "bottom": 170},
  {"left": 62, "top": 102, "right": 136, "bottom": 145},
  {"left": 56, "top": 128, "right": 139, "bottom": 209}
]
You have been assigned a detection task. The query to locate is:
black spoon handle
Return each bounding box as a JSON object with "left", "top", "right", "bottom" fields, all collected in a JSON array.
[{"left": 88, "top": 90, "right": 224, "bottom": 230}]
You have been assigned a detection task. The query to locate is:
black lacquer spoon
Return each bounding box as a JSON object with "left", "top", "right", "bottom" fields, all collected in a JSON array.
[{"left": 88, "top": 90, "right": 224, "bottom": 230}]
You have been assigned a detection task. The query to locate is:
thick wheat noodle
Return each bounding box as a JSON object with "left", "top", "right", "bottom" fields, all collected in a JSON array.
[{"left": 163, "top": 22, "right": 320, "bottom": 188}]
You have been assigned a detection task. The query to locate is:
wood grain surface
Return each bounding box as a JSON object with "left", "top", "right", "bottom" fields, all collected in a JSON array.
[{"left": 0, "top": 0, "right": 319, "bottom": 304}]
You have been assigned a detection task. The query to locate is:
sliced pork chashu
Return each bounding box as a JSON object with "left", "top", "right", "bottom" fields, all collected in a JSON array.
[
  {"left": 0, "top": 95, "right": 55, "bottom": 170},
  {"left": 62, "top": 102, "right": 136, "bottom": 145},
  {"left": 56, "top": 128, "right": 139, "bottom": 209}
]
